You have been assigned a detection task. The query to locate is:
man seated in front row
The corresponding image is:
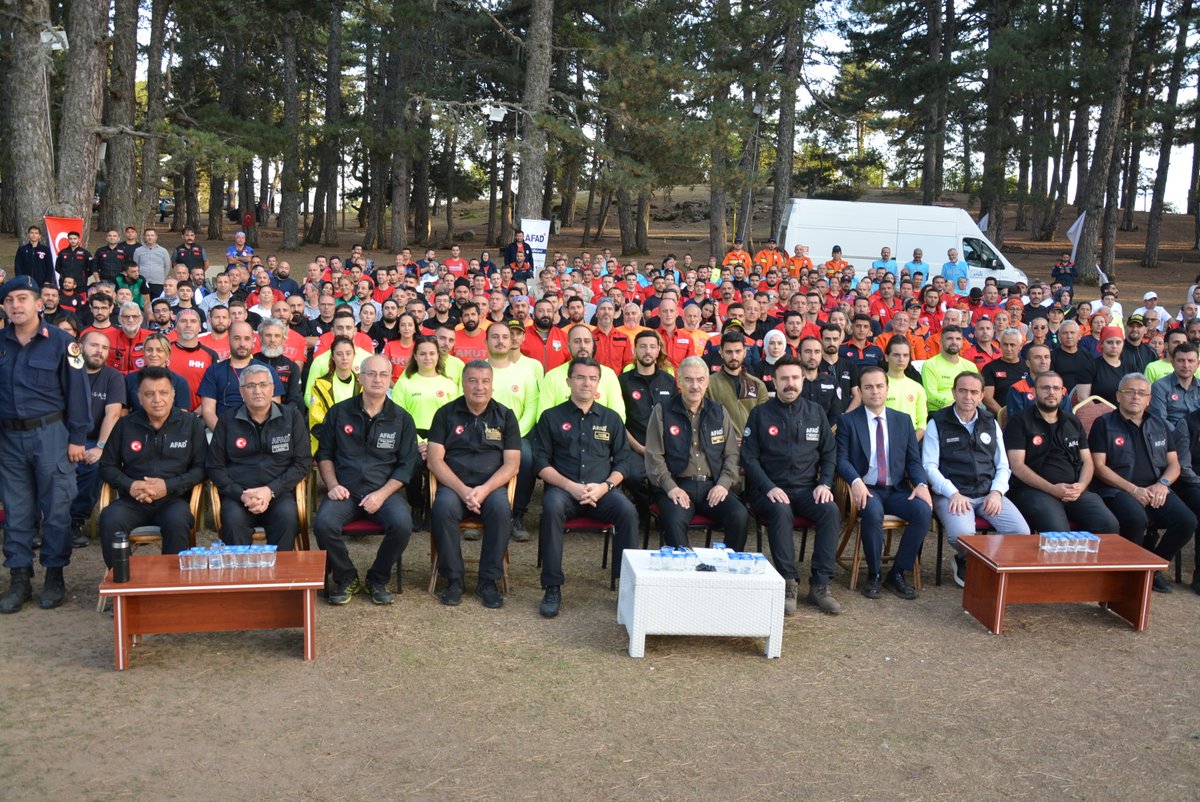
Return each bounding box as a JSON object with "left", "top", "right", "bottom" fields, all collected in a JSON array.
[
  {"left": 531, "top": 357, "right": 638, "bottom": 619},
  {"left": 743, "top": 356, "right": 843, "bottom": 616},
  {"left": 206, "top": 364, "right": 311, "bottom": 550},
  {"left": 643, "top": 356, "right": 748, "bottom": 549},
  {"left": 314, "top": 355, "right": 419, "bottom": 606},
  {"left": 836, "top": 366, "right": 932, "bottom": 600},
  {"left": 922, "top": 371, "right": 1030, "bottom": 588},
  {"left": 426, "top": 359, "right": 521, "bottom": 609},
  {"left": 98, "top": 367, "right": 207, "bottom": 567}
]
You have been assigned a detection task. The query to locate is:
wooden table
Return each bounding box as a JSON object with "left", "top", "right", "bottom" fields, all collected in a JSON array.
[
  {"left": 958, "top": 534, "right": 1168, "bottom": 634},
  {"left": 98, "top": 551, "right": 326, "bottom": 670}
]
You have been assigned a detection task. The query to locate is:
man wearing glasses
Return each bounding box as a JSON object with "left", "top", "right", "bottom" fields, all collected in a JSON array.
[{"left": 1089, "top": 373, "right": 1196, "bottom": 593}]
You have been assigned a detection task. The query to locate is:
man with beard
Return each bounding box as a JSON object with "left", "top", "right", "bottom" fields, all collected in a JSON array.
[
  {"left": 199, "top": 272, "right": 235, "bottom": 318},
  {"left": 799, "top": 336, "right": 840, "bottom": 427},
  {"left": 108, "top": 301, "right": 152, "bottom": 374},
  {"left": 921, "top": 325, "right": 978, "bottom": 413},
  {"left": 198, "top": 321, "right": 284, "bottom": 430},
  {"left": 312, "top": 295, "right": 338, "bottom": 337},
  {"left": 590, "top": 297, "right": 633, "bottom": 373},
  {"left": 200, "top": 304, "right": 233, "bottom": 360},
  {"left": 94, "top": 229, "right": 128, "bottom": 283},
  {"left": 173, "top": 226, "right": 209, "bottom": 274},
  {"left": 267, "top": 299, "right": 309, "bottom": 366},
  {"left": 537, "top": 324, "right": 626, "bottom": 418},
  {"left": 71, "top": 331, "right": 127, "bottom": 548},
  {"left": 270, "top": 259, "right": 300, "bottom": 298},
  {"left": 173, "top": 281, "right": 206, "bottom": 328},
  {"left": 168, "top": 308, "right": 218, "bottom": 409},
  {"left": 619, "top": 330, "right": 678, "bottom": 506},
  {"left": 452, "top": 302, "right": 488, "bottom": 361},
  {"left": 255, "top": 318, "right": 303, "bottom": 408},
  {"left": 704, "top": 330, "right": 768, "bottom": 438},
  {"left": 522, "top": 297, "right": 570, "bottom": 372},
  {"left": 288, "top": 294, "right": 319, "bottom": 348},
  {"left": 148, "top": 298, "right": 175, "bottom": 335},
  {"left": 1006, "top": 371, "right": 1118, "bottom": 535},
  {"left": 818, "top": 323, "right": 861, "bottom": 418},
  {"left": 370, "top": 298, "right": 403, "bottom": 347},
  {"left": 1007, "top": 342, "right": 1069, "bottom": 418}
]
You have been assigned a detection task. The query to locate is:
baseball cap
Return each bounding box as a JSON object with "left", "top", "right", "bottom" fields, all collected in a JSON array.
[
  {"left": 1143, "top": 291, "right": 1158, "bottom": 301},
  {"left": 1127, "top": 313, "right": 1146, "bottom": 325}
]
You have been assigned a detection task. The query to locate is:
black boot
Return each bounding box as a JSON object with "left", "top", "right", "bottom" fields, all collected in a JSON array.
[
  {"left": 39, "top": 567, "right": 66, "bottom": 609},
  {"left": 0, "top": 568, "right": 34, "bottom": 614}
]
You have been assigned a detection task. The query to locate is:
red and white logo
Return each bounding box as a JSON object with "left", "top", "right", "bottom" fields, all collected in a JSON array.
[
  {"left": 134, "top": 357, "right": 146, "bottom": 369},
  {"left": 512, "top": 385, "right": 520, "bottom": 393},
  {"left": 768, "top": 425, "right": 779, "bottom": 436},
  {"left": 1026, "top": 392, "right": 1033, "bottom": 400},
  {"left": 454, "top": 425, "right": 465, "bottom": 435},
  {"left": 1114, "top": 436, "right": 1126, "bottom": 446},
  {"left": 669, "top": 425, "right": 681, "bottom": 436},
  {"left": 1171, "top": 393, "right": 1179, "bottom": 401},
  {"left": 562, "top": 422, "right": 572, "bottom": 431},
  {"left": 130, "top": 441, "right": 142, "bottom": 452},
  {"left": 343, "top": 424, "right": 354, "bottom": 435},
  {"left": 632, "top": 390, "right": 642, "bottom": 400},
  {"left": 594, "top": 392, "right": 601, "bottom": 400},
  {"left": 235, "top": 437, "right": 248, "bottom": 449},
  {"left": 436, "top": 390, "right": 445, "bottom": 398},
  {"left": 907, "top": 394, "right": 914, "bottom": 402},
  {"left": 1031, "top": 435, "right": 1043, "bottom": 446}
]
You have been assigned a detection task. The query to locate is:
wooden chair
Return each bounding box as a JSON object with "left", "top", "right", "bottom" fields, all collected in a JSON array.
[
  {"left": 427, "top": 474, "right": 515, "bottom": 595},
  {"left": 95, "top": 481, "right": 206, "bottom": 611},
  {"left": 208, "top": 477, "right": 310, "bottom": 551},
  {"left": 1072, "top": 395, "right": 1116, "bottom": 436},
  {"left": 832, "top": 477, "right": 921, "bottom": 591}
]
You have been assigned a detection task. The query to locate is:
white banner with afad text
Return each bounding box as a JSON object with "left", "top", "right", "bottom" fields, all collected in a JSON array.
[{"left": 521, "top": 218, "right": 551, "bottom": 271}]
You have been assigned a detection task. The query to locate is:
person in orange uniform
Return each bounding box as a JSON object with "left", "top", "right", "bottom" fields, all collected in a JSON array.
[
  {"left": 823, "top": 245, "right": 850, "bottom": 280},
  {"left": 787, "top": 244, "right": 814, "bottom": 279},
  {"left": 655, "top": 297, "right": 696, "bottom": 368},
  {"left": 521, "top": 297, "right": 570, "bottom": 373},
  {"left": 874, "top": 310, "right": 929, "bottom": 361},
  {"left": 590, "top": 298, "right": 634, "bottom": 374},
  {"left": 722, "top": 238, "right": 752, "bottom": 270},
  {"left": 754, "top": 238, "right": 787, "bottom": 272}
]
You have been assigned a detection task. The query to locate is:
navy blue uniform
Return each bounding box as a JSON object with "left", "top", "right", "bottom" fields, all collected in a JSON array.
[
  {"left": 0, "top": 319, "right": 93, "bottom": 570},
  {"left": 14, "top": 242, "right": 55, "bottom": 288}
]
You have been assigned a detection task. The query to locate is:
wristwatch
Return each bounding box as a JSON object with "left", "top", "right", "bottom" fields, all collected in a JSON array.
[
  {"left": 1158, "top": 478, "right": 1171, "bottom": 487},
  {"left": 604, "top": 480, "right": 616, "bottom": 491}
]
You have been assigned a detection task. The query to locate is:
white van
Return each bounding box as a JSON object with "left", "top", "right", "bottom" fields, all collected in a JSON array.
[{"left": 775, "top": 198, "right": 1028, "bottom": 290}]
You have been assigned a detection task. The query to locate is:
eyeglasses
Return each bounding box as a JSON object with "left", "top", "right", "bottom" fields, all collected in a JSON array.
[
  {"left": 1119, "top": 389, "right": 1150, "bottom": 398},
  {"left": 359, "top": 370, "right": 391, "bottom": 379},
  {"left": 242, "top": 382, "right": 273, "bottom": 391}
]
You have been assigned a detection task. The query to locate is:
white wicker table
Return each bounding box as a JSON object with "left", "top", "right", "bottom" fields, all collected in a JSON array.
[{"left": 616, "top": 549, "right": 785, "bottom": 658}]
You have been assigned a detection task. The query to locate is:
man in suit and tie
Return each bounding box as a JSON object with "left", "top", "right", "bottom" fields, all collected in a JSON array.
[{"left": 837, "top": 366, "right": 933, "bottom": 599}]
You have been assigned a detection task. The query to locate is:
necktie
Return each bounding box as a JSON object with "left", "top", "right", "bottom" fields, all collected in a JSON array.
[{"left": 875, "top": 415, "right": 888, "bottom": 487}]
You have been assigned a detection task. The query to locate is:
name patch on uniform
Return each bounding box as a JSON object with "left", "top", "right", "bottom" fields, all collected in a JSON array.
[
  {"left": 805, "top": 427, "right": 819, "bottom": 442},
  {"left": 945, "top": 436, "right": 961, "bottom": 444},
  {"left": 169, "top": 440, "right": 189, "bottom": 449},
  {"left": 710, "top": 428, "right": 725, "bottom": 444},
  {"left": 593, "top": 425, "right": 611, "bottom": 441},
  {"left": 484, "top": 426, "right": 503, "bottom": 441},
  {"left": 271, "top": 434, "right": 291, "bottom": 453},
  {"left": 1152, "top": 438, "right": 1167, "bottom": 449},
  {"left": 376, "top": 431, "right": 396, "bottom": 449}
]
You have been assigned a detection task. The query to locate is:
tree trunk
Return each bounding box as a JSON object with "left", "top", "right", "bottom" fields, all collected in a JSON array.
[
  {"left": 183, "top": 159, "right": 199, "bottom": 231},
  {"left": 616, "top": 188, "right": 636, "bottom": 254},
  {"left": 635, "top": 191, "right": 650, "bottom": 254},
  {"left": 8, "top": 0, "right": 56, "bottom": 233},
  {"left": 978, "top": 0, "right": 1013, "bottom": 248},
  {"left": 1101, "top": 130, "right": 1123, "bottom": 275},
  {"left": 515, "top": 0, "right": 554, "bottom": 222},
  {"left": 136, "top": 0, "right": 169, "bottom": 229},
  {"left": 771, "top": 17, "right": 800, "bottom": 236},
  {"left": 580, "top": 146, "right": 598, "bottom": 247},
  {"left": 1120, "top": 0, "right": 1163, "bottom": 233},
  {"left": 306, "top": 0, "right": 342, "bottom": 247},
  {"left": 1014, "top": 107, "right": 1031, "bottom": 231},
  {"left": 1076, "top": 0, "right": 1139, "bottom": 284},
  {"left": 540, "top": 157, "right": 555, "bottom": 220},
  {"left": 560, "top": 147, "right": 580, "bottom": 227},
  {"left": 499, "top": 137, "right": 514, "bottom": 244},
  {"left": 207, "top": 171, "right": 224, "bottom": 240},
  {"left": 1144, "top": 0, "right": 1192, "bottom": 267},
  {"left": 412, "top": 126, "right": 431, "bottom": 243},
  {"left": 486, "top": 134, "right": 499, "bottom": 244},
  {"left": 101, "top": 0, "right": 138, "bottom": 232},
  {"left": 48, "top": 0, "right": 108, "bottom": 227},
  {"left": 238, "top": 162, "right": 257, "bottom": 246},
  {"left": 735, "top": 88, "right": 760, "bottom": 249},
  {"left": 922, "top": 0, "right": 944, "bottom": 204},
  {"left": 444, "top": 127, "right": 458, "bottom": 244},
  {"left": 279, "top": 12, "right": 301, "bottom": 250}
]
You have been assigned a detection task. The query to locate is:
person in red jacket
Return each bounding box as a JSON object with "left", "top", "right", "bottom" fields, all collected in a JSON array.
[{"left": 521, "top": 297, "right": 569, "bottom": 372}]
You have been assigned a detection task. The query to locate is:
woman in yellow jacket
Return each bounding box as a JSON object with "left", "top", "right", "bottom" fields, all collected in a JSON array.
[
  {"left": 390, "top": 338, "right": 461, "bottom": 528},
  {"left": 308, "top": 336, "right": 362, "bottom": 451}
]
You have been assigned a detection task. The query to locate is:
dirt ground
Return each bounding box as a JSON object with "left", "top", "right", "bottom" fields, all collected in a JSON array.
[{"left": 1, "top": 194, "right": 1200, "bottom": 800}]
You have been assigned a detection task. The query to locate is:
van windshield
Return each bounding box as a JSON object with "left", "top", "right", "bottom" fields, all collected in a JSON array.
[{"left": 963, "top": 237, "right": 1000, "bottom": 270}]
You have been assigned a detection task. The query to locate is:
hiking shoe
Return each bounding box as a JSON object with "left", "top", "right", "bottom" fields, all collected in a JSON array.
[
  {"left": 38, "top": 568, "right": 66, "bottom": 609},
  {"left": 862, "top": 573, "right": 882, "bottom": 599},
  {"left": 510, "top": 518, "right": 530, "bottom": 543},
  {"left": 1152, "top": 571, "right": 1172, "bottom": 594},
  {"left": 463, "top": 526, "right": 481, "bottom": 542},
  {"left": 783, "top": 579, "right": 799, "bottom": 617},
  {"left": 952, "top": 553, "right": 968, "bottom": 588},
  {"left": 475, "top": 579, "right": 503, "bottom": 609},
  {"left": 0, "top": 568, "right": 33, "bottom": 614},
  {"left": 70, "top": 522, "right": 89, "bottom": 549},
  {"left": 886, "top": 571, "right": 917, "bottom": 600},
  {"left": 366, "top": 581, "right": 395, "bottom": 605},
  {"left": 806, "top": 584, "right": 842, "bottom": 615},
  {"left": 439, "top": 579, "right": 464, "bottom": 606},
  {"left": 539, "top": 585, "right": 561, "bottom": 618},
  {"left": 327, "top": 578, "right": 361, "bottom": 605}
]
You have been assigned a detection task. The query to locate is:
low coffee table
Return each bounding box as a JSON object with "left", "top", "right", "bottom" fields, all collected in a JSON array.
[
  {"left": 98, "top": 551, "right": 326, "bottom": 670},
  {"left": 958, "top": 534, "right": 1168, "bottom": 634},
  {"left": 616, "top": 549, "right": 785, "bottom": 658}
]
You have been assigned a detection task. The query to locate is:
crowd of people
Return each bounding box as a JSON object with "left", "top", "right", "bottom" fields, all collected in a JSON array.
[{"left": 2, "top": 223, "right": 1198, "bottom": 619}]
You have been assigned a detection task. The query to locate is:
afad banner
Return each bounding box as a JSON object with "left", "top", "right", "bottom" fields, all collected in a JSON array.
[
  {"left": 521, "top": 218, "right": 551, "bottom": 271},
  {"left": 44, "top": 215, "right": 85, "bottom": 278}
]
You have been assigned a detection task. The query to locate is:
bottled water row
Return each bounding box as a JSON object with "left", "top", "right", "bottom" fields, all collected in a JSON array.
[
  {"left": 1039, "top": 532, "right": 1100, "bottom": 554},
  {"left": 179, "top": 541, "right": 279, "bottom": 570},
  {"left": 646, "top": 544, "right": 770, "bottom": 573}
]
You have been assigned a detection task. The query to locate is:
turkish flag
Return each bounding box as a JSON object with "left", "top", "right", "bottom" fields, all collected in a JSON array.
[{"left": 44, "top": 215, "right": 85, "bottom": 278}]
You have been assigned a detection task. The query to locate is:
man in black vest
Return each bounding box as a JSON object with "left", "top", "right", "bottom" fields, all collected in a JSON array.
[
  {"left": 1089, "top": 372, "right": 1195, "bottom": 593},
  {"left": 922, "top": 371, "right": 1030, "bottom": 588},
  {"left": 1006, "top": 370, "right": 1118, "bottom": 535},
  {"left": 644, "top": 357, "right": 747, "bottom": 548}
]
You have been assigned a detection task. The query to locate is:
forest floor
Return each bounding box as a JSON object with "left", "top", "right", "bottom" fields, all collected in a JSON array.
[{"left": 1, "top": 190, "right": 1199, "bottom": 799}]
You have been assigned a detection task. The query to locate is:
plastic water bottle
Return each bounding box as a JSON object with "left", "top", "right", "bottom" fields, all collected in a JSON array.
[
  {"left": 208, "top": 544, "right": 224, "bottom": 570},
  {"left": 1085, "top": 533, "right": 1100, "bottom": 553},
  {"left": 752, "top": 554, "right": 769, "bottom": 574},
  {"left": 649, "top": 551, "right": 661, "bottom": 571}
]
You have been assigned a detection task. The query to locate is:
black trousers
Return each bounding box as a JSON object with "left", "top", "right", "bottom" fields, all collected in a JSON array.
[
  {"left": 752, "top": 486, "right": 840, "bottom": 585},
  {"left": 1171, "top": 484, "right": 1200, "bottom": 575},
  {"left": 314, "top": 494, "right": 412, "bottom": 586},
  {"left": 431, "top": 486, "right": 510, "bottom": 582},
  {"left": 539, "top": 485, "right": 637, "bottom": 588},
  {"left": 1009, "top": 486, "right": 1119, "bottom": 536},
  {"left": 218, "top": 493, "right": 300, "bottom": 550},
  {"left": 1100, "top": 489, "right": 1197, "bottom": 562},
  {"left": 655, "top": 478, "right": 748, "bottom": 549},
  {"left": 99, "top": 496, "right": 193, "bottom": 568}
]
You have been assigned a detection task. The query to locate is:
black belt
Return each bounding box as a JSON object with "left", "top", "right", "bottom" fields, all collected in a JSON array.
[
  {"left": 2, "top": 411, "right": 64, "bottom": 431},
  {"left": 676, "top": 474, "right": 712, "bottom": 483}
]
